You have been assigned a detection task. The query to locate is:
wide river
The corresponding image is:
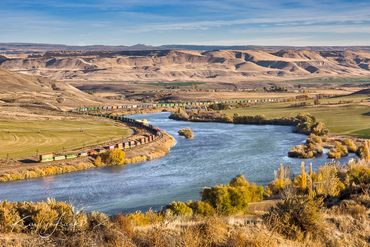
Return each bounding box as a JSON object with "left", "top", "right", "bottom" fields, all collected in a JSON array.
[{"left": 0, "top": 112, "right": 353, "bottom": 215}]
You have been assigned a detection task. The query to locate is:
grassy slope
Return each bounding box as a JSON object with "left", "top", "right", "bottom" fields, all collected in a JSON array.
[
  {"left": 223, "top": 94, "right": 370, "bottom": 138},
  {"left": 0, "top": 119, "right": 132, "bottom": 159}
]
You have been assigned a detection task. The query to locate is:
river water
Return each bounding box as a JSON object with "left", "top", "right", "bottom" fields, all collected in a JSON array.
[{"left": 0, "top": 112, "right": 354, "bottom": 215}]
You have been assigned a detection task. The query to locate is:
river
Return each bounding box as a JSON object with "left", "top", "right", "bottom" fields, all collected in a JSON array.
[{"left": 0, "top": 112, "right": 354, "bottom": 215}]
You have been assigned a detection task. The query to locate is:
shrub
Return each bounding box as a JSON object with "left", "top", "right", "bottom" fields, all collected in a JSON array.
[
  {"left": 342, "top": 139, "right": 357, "bottom": 153},
  {"left": 172, "top": 108, "right": 189, "bottom": 120},
  {"left": 197, "top": 217, "right": 228, "bottom": 246},
  {"left": 311, "top": 121, "right": 328, "bottom": 136},
  {"left": 306, "top": 134, "right": 322, "bottom": 145},
  {"left": 328, "top": 141, "right": 348, "bottom": 159},
  {"left": 0, "top": 201, "right": 22, "bottom": 232},
  {"left": 201, "top": 175, "right": 264, "bottom": 215},
  {"left": 188, "top": 201, "right": 216, "bottom": 216},
  {"left": 288, "top": 143, "right": 323, "bottom": 158},
  {"left": 269, "top": 164, "right": 292, "bottom": 194},
  {"left": 229, "top": 174, "right": 249, "bottom": 186},
  {"left": 263, "top": 196, "right": 323, "bottom": 240},
  {"left": 337, "top": 200, "right": 367, "bottom": 218},
  {"left": 111, "top": 214, "right": 134, "bottom": 237},
  {"left": 208, "top": 103, "right": 230, "bottom": 111},
  {"left": 294, "top": 113, "right": 328, "bottom": 135},
  {"left": 0, "top": 199, "right": 90, "bottom": 236},
  {"left": 347, "top": 162, "right": 370, "bottom": 185},
  {"left": 295, "top": 113, "right": 316, "bottom": 134},
  {"left": 294, "top": 162, "right": 307, "bottom": 192},
  {"left": 88, "top": 211, "right": 110, "bottom": 230},
  {"left": 127, "top": 210, "right": 164, "bottom": 226},
  {"left": 94, "top": 155, "right": 103, "bottom": 166},
  {"left": 104, "top": 148, "right": 125, "bottom": 165},
  {"left": 165, "top": 201, "right": 193, "bottom": 217},
  {"left": 178, "top": 128, "right": 194, "bottom": 139},
  {"left": 314, "top": 164, "right": 345, "bottom": 196},
  {"left": 356, "top": 141, "right": 370, "bottom": 161}
]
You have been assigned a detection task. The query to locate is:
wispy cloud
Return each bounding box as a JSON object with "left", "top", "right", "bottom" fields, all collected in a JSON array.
[{"left": 0, "top": 0, "right": 370, "bottom": 45}]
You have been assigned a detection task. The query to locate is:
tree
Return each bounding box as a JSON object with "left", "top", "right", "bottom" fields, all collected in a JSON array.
[
  {"left": 94, "top": 156, "right": 103, "bottom": 166},
  {"left": 105, "top": 148, "right": 125, "bottom": 165},
  {"left": 300, "top": 162, "right": 307, "bottom": 191}
]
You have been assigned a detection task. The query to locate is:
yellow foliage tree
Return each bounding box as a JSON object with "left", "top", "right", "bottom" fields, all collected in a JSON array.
[
  {"left": 300, "top": 162, "right": 307, "bottom": 191},
  {"left": 106, "top": 148, "right": 125, "bottom": 165},
  {"left": 270, "top": 164, "right": 292, "bottom": 194},
  {"left": 95, "top": 156, "right": 103, "bottom": 166}
]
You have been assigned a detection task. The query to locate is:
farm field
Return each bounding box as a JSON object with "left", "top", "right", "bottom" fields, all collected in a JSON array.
[
  {"left": 146, "top": 81, "right": 207, "bottom": 87},
  {"left": 223, "top": 94, "right": 370, "bottom": 138},
  {"left": 0, "top": 118, "right": 132, "bottom": 159}
]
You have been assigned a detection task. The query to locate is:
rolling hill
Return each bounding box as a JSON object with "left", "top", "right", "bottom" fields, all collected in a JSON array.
[
  {"left": 1, "top": 49, "right": 370, "bottom": 83},
  {"left": 0, "top": 68, "right": 102, "bottom": 111}
]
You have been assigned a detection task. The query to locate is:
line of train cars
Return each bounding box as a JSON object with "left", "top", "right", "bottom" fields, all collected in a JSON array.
[
  {"left": 39, "top": 116, "right": 162, "bottom": 163},
  {"left": 72, "top": 98, "right": 281, "bottom": 113}
]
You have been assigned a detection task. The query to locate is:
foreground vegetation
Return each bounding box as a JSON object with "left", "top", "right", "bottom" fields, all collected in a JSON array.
[
  {"left": 1, "top": 158, "right": 369, "bottom": 246},
  {"left": 0, "top": 118, "right": 132, "bottom": 159}
]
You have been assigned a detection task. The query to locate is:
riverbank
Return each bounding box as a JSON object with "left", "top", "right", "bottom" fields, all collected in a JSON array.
[
  {"left": 0, "top": 132, "right": 176, "bottom": 183},
  {"left": 169, "top": 109, "right": 369, "bottom": 160}
]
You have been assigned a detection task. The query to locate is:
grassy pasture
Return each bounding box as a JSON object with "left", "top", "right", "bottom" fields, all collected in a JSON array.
[
  {"left": 223, "top": 94, "right": 370, "bottom": 138},
  {"left": 0, "top": 119, "right": 132, "bottom": 159}
]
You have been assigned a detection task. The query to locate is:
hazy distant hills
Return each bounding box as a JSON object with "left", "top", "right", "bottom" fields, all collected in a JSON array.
[
  {"left": 1, "top": 49, "right": 370, "bottom": 83},
  {"left": 1, "top": 42, "right": 370, "bottom": 53}
]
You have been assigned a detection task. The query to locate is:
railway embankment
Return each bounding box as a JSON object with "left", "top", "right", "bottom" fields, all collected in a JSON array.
[{"left": 0, "top": 132, "right": 176, "bottom": 183}]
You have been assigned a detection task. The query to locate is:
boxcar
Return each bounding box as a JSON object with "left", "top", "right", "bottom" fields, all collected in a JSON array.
[
  {"left": 54, "top": 155, "right": 66, "bottom": 161},
  {"left": 79, "top": 152, "right": 88, "bottom": 157},
  {"left": 40, "top": 154, "right": 54, "bottom": 162},
  {"left": 66, "top": 154, "right": 78, "bottom": 159}
]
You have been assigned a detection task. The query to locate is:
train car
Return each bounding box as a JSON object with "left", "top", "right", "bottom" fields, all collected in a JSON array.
[
  {"left": 79, "top": 152, "right": 88, "bottom": 157},
  {"left": 54, "top": 155, "right": 66, "bottom": 161},
  {"left": 129, "top": 140, "right": 136, "bottom": 147},
  {"left": 97, "top": 148, "right": 107, "bottom": 154},
  {"left": 39, "top": 154, "right": 54, "bottom": 162},
  {"left": 88, "top": 149, "right": 98, "bottom": 156},
  {"left": 66, "top": 154, "right": 78, "bottom": 159}
]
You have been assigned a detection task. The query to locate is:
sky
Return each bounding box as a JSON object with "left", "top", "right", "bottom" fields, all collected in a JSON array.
[{"left": 0, "top": 0, "right": 370, "bottom": 46}]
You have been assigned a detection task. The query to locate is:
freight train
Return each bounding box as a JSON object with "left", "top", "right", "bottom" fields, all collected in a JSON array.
[
  {"left": 72, "top": 98, "right": 281, "bottom": 113},
  {"left": 39, "top": 115, "right": 162, "bottom": 163}
]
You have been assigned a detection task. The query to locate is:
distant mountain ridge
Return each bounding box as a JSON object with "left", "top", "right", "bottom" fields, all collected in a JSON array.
[{"left": 1, "top": 42, "right": 370, "bottom": 53}]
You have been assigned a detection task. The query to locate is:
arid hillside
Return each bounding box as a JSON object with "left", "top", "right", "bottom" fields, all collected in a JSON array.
[
  {"left": 1, "top": 49, "right": 370, "bottom": 82},
  {"left": 0, "top": 68, "right": 102, "bottom": 112}
]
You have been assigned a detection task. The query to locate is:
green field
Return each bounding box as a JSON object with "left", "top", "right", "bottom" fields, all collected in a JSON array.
[
  {"left": 223, "top": 95, "right": 370, "bottom": 138},
  {"left": 286, "top": 76, "right": 370, "bottom": 85},
  {"left": 0, "top": 119, "right": 132, "bottom": 159},
  {"left": 147, "top": 81, "right": 206, "bottom": 87}
]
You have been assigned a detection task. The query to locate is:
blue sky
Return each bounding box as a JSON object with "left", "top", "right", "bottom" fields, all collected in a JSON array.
[{"left": 0, "top": 0, "right": 369, "bottom": 46}]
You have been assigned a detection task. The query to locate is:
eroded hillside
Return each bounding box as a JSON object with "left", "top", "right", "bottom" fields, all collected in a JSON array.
[{"left": 1, "top": 49, "right": 370, "bottom": 82}]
